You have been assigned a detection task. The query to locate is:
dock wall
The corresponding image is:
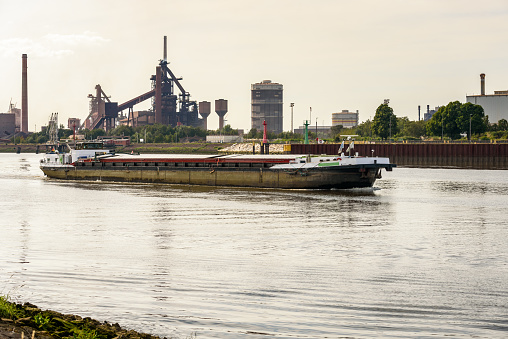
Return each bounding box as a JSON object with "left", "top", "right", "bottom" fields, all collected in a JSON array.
[{"left": 289, "top": 143, "right": 508, "bottom": 169}]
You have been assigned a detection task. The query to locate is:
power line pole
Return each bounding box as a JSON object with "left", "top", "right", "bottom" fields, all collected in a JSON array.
[{"left": 290, "top": 103, "right": 294, "bottom": 133}]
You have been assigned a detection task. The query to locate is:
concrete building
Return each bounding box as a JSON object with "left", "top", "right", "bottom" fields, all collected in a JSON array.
[
  {"left": 466, "top": 74, "right": 508, "bottom": 123},
  {"left": 0, "top": 113, "right": 16, "bottom": 137},
  {"left": 68, "top": 118, "right": 81, "bottom": 130},
  {"left": 251, "top": 80, "right": 283, "bottom": 134},
  {"left": 206, "top": 135, "right": 244, "bottom": 143},
  {"left": 332, "top": 110, "right": 359, "bottom": 128},
  {"left": 6, "top": 102, "right": 21, "bottom": 133}
]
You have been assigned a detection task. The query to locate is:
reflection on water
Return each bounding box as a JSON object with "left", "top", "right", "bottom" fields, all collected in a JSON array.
[{"left": 1, "top": 154, "right": 508, "bottom": 338}]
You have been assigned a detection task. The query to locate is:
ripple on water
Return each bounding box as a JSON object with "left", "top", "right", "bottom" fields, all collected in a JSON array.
[{"left": 1, "top": 155, "right": 508, "bottom": 338}]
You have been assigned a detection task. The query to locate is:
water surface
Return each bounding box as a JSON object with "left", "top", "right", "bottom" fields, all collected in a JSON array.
[{"left": 1, "top": 153, "right": 507, "bottom": 338}]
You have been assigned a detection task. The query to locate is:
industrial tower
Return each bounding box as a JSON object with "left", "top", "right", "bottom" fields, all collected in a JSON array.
[
  {"left": 84, "top": 36, "right": 202, "bottom": 131},
  {"left": 251, "top": 80, "right": 283, "bottom": 134}
]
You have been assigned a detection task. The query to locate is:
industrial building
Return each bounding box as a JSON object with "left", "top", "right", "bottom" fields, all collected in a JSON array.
[
  {"left": 466, "top": 74, "right": 508, "bottom": 123},
  {"left": 423, "top": 105, "right": 441, "bottom": 121},
  {"left": 82, "top": 37, "right": 222, "bottom": 132},
  {"left": 0, "top": 113, "right": 16, "bottom": 137},
  {"left": 118, "top": 111, "right": 154, "bottom": 127},
  {"left": 7, "top": 101, "right": 21, "bottom": 133},
  {"left": 332, "top": 110, "right": 359, "bottom": 128},
  {"left": 68, "top": 118, "right": 81, "bottom": 130},
  {"left": 206, "top": 135, "right": 243, "bottom": 143},
  {"left": 251, "top": 80, "right": 283, "bottom": 134}
]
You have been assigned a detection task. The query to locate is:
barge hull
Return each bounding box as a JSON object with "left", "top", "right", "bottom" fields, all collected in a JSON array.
[{"left": 41, "top": 165, "right": 381, "bottom": 189}]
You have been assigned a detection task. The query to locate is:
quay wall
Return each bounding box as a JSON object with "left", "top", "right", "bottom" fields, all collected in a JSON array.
[{"left": 289, "top": 143, "right": 508, "bottom": 169}]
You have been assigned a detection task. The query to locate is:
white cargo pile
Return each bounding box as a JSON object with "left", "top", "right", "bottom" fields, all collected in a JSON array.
[{"left": 219, "top": 143, "right": 285, "bottom": 154}]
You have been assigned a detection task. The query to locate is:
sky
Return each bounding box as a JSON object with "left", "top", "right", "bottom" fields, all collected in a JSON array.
[{"left": 1, "top": 0, "right": 508, "bottom": 132}]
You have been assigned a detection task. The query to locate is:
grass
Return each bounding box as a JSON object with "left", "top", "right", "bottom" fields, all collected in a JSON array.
[
  {"left": 0, "top": 295, "right": 26, "bottom": 319},
  {"left": 1, "top": 291, "right": 197, "bottom": 338},
  {"left": 0, "top": 295, "right": 164, "bottom": 338}
]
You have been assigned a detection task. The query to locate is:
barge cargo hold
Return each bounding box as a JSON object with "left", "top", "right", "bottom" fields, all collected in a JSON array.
[{"left": 40, "top": 143, "right": 396, "bottom": 189}]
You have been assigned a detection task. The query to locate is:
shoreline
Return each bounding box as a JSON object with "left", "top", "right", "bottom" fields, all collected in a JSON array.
[
  {"left": 0, "top": 299, "right": 170, "bottom": 339},
  {"left": 0, "top": 142, "right": 230, "bottom": 155}
]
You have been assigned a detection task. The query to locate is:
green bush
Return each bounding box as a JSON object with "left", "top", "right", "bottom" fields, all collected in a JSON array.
[{"left": 0, "top": 295, "right": 26, "bottom": 319}]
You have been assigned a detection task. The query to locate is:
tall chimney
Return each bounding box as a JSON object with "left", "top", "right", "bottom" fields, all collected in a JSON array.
[
  {"left": 418, "top": 105, "right": 421, "bottom": 121},
  {"left": 155, "top": 66, "right": 162, "bottom": 124},
  {"left": 163, "top": 36, "right": 167, "bottom": 62},
  {"left": 480, "top": 73, "right": 485, "bottom": 96},
  {"left": 21, "top": 54, "right": 28, "bottom": 133}
]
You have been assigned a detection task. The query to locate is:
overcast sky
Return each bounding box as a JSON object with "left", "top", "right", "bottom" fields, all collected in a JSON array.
[{"left": 1, "top": 0, "right": 508, "bottom": 132}]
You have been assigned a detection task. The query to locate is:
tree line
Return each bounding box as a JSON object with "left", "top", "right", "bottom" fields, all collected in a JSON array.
[
  {"left": 11, "top": 100, "right": 508, "bottom": 144},
  {"left": 349, "top": 101, "right": 505, "bottom": 141}
]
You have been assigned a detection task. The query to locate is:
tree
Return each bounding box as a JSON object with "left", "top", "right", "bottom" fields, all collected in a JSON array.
[
  {"left": 426, "top": 106, "right": 444, "bottom": 138},
  {"left": 427, "top": 101, "right": 488, "bottom": 140},
  {"left": 355, "top": 120, "right": 373, "bottom": 139},
  {"left": 457, "top": 102, "right": 487, "bottom": 139},
  {"left": 330, "top": 125, "right": 344, "bottom": 137},
  {"left": 277, "top": 131, "right": 303, "bottom": 141},
  {"left": 396, "top": 117, "right": 426, "bottom": 139},
  {"left": 372, "top": 103, "right": 397, "bottom": 140},
  {"left": 220, "top": 124, "right": 239, "bottom": 136},
  {"left": 109, "top": 125, "right": 135, "bottom": 137},
  {"left": 497, "top": 119, "right": 508, "bottom": 131},
  {"left": 246, "top": 128, "right": 260, "bottom": 139},
  {"left": 426, "top": 101, "right": 461, "bottom": 139},
  {"left": 82, "top": 128, "right": 106, "bottom": 140}
]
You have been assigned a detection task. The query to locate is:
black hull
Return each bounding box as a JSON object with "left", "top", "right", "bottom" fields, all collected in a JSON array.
[{"left": 41, "top": 163, "right": 390, "bottom": 189}]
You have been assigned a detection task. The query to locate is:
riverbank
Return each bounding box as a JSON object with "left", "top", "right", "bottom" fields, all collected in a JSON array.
[
  {"left": 0, "top": 298, "right": 168, "bottom": 339},
  {"left": 0, "top": 142, "right": 286, "bottom": 155},
  {"left": 0, "top": 142, "right": 229, "bottom": 155}
]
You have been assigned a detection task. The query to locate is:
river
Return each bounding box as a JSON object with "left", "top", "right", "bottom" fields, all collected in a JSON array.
[{"left": 1, "top": 153, "right": 507, "bottom": 338}]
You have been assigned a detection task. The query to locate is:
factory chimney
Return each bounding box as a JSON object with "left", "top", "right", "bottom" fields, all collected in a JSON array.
[
  {"left": 155, "top": 66, "right": 162, "bottom": 124},
  {"left": 21, "top": 54, "right": 28, "bottom": 133},
  {"left": 163, "top": 36, "right": 167, "bottom": 62},
  {"left": 418, "top": 105, "right": 421, "bottom": 121},
  {"left": 480, "top": 73, "right": 485, "bottom": 96}
]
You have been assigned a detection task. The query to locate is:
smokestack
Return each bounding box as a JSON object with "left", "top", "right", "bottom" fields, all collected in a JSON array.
[
  {"left": 418, "top": 105, "right": 421, "bottom": 121},
  {"left": 480, "top": 73, "right": 485, "bottom": 95},
  {"left": 163, "top": 36, "right": 167, "bottom": 62},
  {"left": 21, "top": 54, "right": 28, "bottom": 133},
  {"left": 155, "top": 66, "right": 162, "bottom": 123}
]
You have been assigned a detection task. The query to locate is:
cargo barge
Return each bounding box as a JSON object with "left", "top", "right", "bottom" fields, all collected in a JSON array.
[{"left": 40, "top": 142, "right": 396, "bottom": 189}]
